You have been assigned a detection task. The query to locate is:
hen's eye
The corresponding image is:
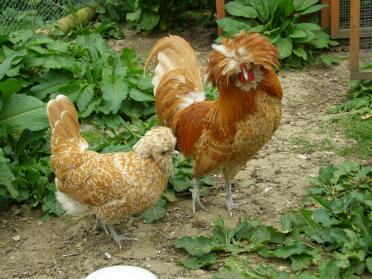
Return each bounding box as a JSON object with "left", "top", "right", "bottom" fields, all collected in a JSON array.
[{"left": 161, "top": 151, "right": 167, "bottom": 155}]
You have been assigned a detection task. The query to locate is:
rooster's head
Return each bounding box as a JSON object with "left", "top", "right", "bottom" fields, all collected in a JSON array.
[{"left": 206, "top": 32, "right": 279, "bottom": 91}]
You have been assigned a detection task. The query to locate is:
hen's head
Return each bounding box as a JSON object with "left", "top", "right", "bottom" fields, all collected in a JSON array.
[
  {"left": 206, "top": 32, "right": 279, "bottom": 91},
  {"left": 133, "top": 127, "right": 178, "bottom": 177}
]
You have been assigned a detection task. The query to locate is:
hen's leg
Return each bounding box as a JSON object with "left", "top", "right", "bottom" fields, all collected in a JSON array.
[
  {"left": 106, "top": 224, "right": 137, "bottom": 249},
  {"left": 190, "top": 178, "right": 208, "bottom": 214}
]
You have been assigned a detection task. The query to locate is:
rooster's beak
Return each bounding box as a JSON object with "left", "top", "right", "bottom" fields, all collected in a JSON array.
[{"left": 240, "top": 64, "right": 249, "bottom": 80}]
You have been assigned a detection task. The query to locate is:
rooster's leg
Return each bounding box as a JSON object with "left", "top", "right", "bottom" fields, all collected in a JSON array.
[
  {"left": 223, "top": 170, "right": 240, "bottom": 217},
  {"left": 190, "top": 179, "right": 208, "bottom": 213},
  {"left": 106, "top": 224, "right": 137, "bottom": 249}
]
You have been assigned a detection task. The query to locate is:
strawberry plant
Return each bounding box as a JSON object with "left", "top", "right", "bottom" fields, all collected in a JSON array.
[
  {"left": 175, "top": 161, "right": 372, "bottom": 278},
  {"left": 217, "top": 0, "right": 338, "bottom": 68}
]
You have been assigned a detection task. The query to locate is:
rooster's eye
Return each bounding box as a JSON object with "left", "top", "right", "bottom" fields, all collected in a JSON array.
[{"left": 161, "top": 151, "right": 167, "bottom": 155}]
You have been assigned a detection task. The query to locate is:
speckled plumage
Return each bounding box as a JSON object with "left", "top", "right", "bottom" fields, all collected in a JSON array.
[
  {"left": 146, "top": 32, "right": 283, "bottom": 215},
  {"left": 47, "top": 95, "right": 177, "bottom": 245}
]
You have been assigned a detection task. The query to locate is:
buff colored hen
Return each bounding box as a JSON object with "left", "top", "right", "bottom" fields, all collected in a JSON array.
[
  {"left": 47, "top": 95, "right": 178, "bottom": 248},
  {"left": 146, "top": 32, "right": 283, "bottom": 216}
]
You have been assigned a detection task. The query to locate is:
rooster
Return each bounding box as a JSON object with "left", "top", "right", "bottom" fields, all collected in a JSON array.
[
  {"left": 47, "top": 95, "right": 178, "bottom": 247},
  {"left": 145, "top": 32, "right": 283, "bottom": 216}
]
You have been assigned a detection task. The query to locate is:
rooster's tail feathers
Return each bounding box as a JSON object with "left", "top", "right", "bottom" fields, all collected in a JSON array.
[{"left": 47, "top": 95, "right": 88, "bottom": 152}]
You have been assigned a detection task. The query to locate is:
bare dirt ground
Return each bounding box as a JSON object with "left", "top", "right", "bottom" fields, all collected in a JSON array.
[{"left": 0, "top": 27, "right": 366, "bottom": 279}]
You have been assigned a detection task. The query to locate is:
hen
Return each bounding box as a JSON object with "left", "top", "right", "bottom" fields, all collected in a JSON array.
[
  {"left": 145, "top": 32, "right": 283, "bottom": 216},
  {"left": 47, "top": 95, "right": 178, "bottom": 247}
]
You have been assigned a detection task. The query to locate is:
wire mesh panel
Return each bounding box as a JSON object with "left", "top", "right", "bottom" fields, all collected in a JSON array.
[
  {"left": 0, "top": 0, "right": 88, "bottom": 34},
  {"left": 360, "top": 0, "right": 372, "bottom": 68}
]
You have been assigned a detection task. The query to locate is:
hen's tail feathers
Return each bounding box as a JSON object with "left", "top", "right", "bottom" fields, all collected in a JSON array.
[
  {"left": 145, "top": 35, "right": 205, "bottom": 127},
  {"left": 47, "top": 95, "right": 88, "bottom": 154}
]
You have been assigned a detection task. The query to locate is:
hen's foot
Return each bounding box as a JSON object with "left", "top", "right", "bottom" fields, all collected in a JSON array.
[
  {"left": 107, "top": 224, "right": 137, "bottom": 249},
  {"left": 190, "top": 188, "right": 208, "bottom": 214}
]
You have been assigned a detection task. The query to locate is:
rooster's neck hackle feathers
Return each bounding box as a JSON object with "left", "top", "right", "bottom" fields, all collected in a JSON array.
[{"left": 206, "top": 32, "right": 280, "bottom": 90}]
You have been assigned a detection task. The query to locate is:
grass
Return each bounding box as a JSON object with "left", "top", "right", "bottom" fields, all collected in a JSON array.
[{"left": 291, "top": 137, "right": 335, "bottom": 154}]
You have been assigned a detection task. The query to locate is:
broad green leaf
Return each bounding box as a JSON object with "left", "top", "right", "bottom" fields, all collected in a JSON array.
[
  {"left": 296, "top": 4, "right": 328, "bottom": 16},
  {"left": 0, "top": 94, "right": 48, "bottom": 131},
  {"left": 77, "top": 84, "right": 95, "bottom": 111},
  {"left": 121, "top": 100, "right": 144, "bottom": 119},
  {"left": 262, "top": 241, "right": 312, "bottom": 259},
  {"left": 320, "top": 54, "right": 333, "bottom": 67},
  {"left": 293, "top": 47, "right": 308, "bottom": 60},
  {"left": 291, "top": 254, "right": 313, "bottom": 271},
  {"left": 162, "top": 188, "right": 178, "bottom": 202},
  {"left": 213, "top": 218, "right": 229, "bottom": 244},
  {"left": 141, "top": 198, "right": 167, "bottom": 223},
  {"left": 30, "top": 71, "right": 76, "bottom": 99},
  {"left": 8, "top": 29, "right": 33, "bottom": 44},
  {"left": 0, "top": 78, "right": 23, "bottom": 97},
  {"left": 249, "top": 226, "right": 271, "bottom": 244},
  {"left": 295, "top": 23, "right": 321, "bottom": 31},
  {"left": 278, "top": 0, "right": 294, "bottom": 17},
  {"left": 126, "top": 8, "right": 141, "bottom": 22},
  {"left": 0, "top": 149, "right": 17, "bottom": 199},
  {"left": 293, "top": 0, "right": 319, "bottom": 11},
  {"left": 280, "top": 211, "right": 293, "bottom": 233},
  {"left": 275, "top": 37, "right": 293, "bottom": 59},
  {"left": 138, "top": 12, "right": 160, "bottom": 31},
  {"left": 249, "top": 0, "right": 278, "bottom": 22},
  {"left": 128, "top": 88, "right": 154, "bottom": 102},
  {"left": 101, "top": 78, "right": 128, "bottom": 114},
  {"left": 15, "top": 129, "right": 45, "bottom": 156},
  {"left": 175, "top": 236, "right": 222, "bottom": 256},
  {"left": 366, "top": 257, "right": 372, "bottom": 273},
  {"left": 312, "top": 209, "right": 337, "bottom": 227},
  {"left": 225, "top": 2, "right": 257, "bottom": 18},
  {"left": 297, "top": 273, "right": 320, "bottom": 279},
  {"left": 180, "top": 253, "right": 218, "bottom": 269},
  {"left": 217, "top": 17, "right": 252, "bottom": 34},
  {"left": 0, "top": 50, "right": 27, "bottom": 80},
  {"left": 290, "top": 30, "right": 307, "bottom": 38},
  {"left": 25, "top": 55, "right": 82, "bottom": 73},
  {"left": 121, "top": 48, "right": 141, "bottom": 70},
  {"left": 318, "top": 259, "right": 340, "bottom": 279},
  {"left": 101, "top": 145, "right": 130, "bottom": 154}
]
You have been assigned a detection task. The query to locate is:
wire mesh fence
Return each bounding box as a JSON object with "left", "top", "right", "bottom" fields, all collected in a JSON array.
[
  {"left": 360, "top": 0, "right": 372, "bottom": 67},
  {"left": 0, "top": 0, "right": 88, "bottom": 34}
]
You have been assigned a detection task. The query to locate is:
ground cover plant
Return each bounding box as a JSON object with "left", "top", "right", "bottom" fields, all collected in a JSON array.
[
  {"left": 0, "top": 28, "right": 215, "bottom": 220},
  {"left": 93, "top": 0, "right": 215, "bottom": 32},
  {"left": 175, "top": 161, "right": 372, "bottom": 278},
  {"left": 328, "top": 67, "right": 372, "bottom": 159},
  {"left": 217, "top": 0, "right": 339, "bottom": 68}
]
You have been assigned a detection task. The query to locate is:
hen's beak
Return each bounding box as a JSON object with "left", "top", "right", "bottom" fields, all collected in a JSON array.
[
  {"left": 168, "top": 150, "right": 180, "bottom": 156},
  {"left": 239, "top": 64, "right": 255, "bottom": 82}
]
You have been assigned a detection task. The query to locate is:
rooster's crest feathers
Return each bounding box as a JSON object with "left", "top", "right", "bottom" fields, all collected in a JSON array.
[{"left": 206, "top": 32, "right": 280, "bottom": 89}]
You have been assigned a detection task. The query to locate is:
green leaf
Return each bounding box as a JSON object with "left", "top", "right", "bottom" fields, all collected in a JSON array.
[
  {"left": 225, "top": 2, "right": 257, "bottom": 18},
  {"left": 77, "top": 84, "right": 95, "bottom": 111},
  {"left": 297, "top": 273, "right": 319, "bottom": 279},
  {"left": 141, "top": 198, "right": 167, "bottom": 223},
  {"left": 278, "top": 0, "right": 294, "bottom": 17},
  {"left": 8, "top": 29, "right": 33, "bottom": 44},
  {"left": 295, "top": 23, "right": 322, "bottom": 31},
  {"left": 138, "top": 12, "right": 160, "bottom": 31},
  {"left": 262, "top": 241, "right": 309, "bottom": 258},
  {"left": 312, "top": 209, "right": 337, "bottom": 227},
  {"left": 0, "top": 78, "right": 23, "bottom": 97},
  {"left": 0, "top": 94, "right": 48, "bottom": 131},
  {"left": 293, "top": 0, "right": 319, "bottom": 11},
  {"left": 281, "top": 212, "right": 293, "bottom": 233},
  {"left": 175, "top": 236, "right": 221, "bottom": 256},
  {"left": 25, "top": 55, "right": 82, "bottom": 73},
  {"left": 318, "top": 259, "right": 340, "bottom": 279},
  {"left": 0, "top": 50, "right": 27, "bottom": 80},
  {"left": 296, "top": 4, "right": 328, "bottom": 16},
  {"left": 249, "top": 0, "right": 278, "bottom": 22},
  {"left": 30, "top": 71, "right": 74, "bottom": 99},
  {"left": 293, "top": 47, "right": 308, "bottom": 60},
  {"left": 180, "top": 253, "right": 218, "bottom": 269},
  {"left": 15, "top": 129, "right": 45, "bottom": 156},
  {"left": 366, "top": 257, "right": 372, "bottom": 273},
  {"left": 249, "top": 227, "right": 272, "bottom": 244},
  {"left": 128, "top": 88, "right": 154, "bottom": 102},
  {"left": 290, "top": 30, "right": 307, "bottom": 38},
  {"left": 320, "top": 54, "right": 333, "bottom": 67},
  {"left": 0, "top": 149, "right": 17, "bottom": 198},
  {"left": 217, "top": 17, "right": 252, "bottom": 34},
  {"left": 275, "top": 37, "right": 293, "bottom": 59},
  {"left": 101, "top": 78, "right": 128, "bottom": 114},
  {"left": 126, "top": 8, "right": 141, "bottom": 22},
  {"left": 291, "top": 254, "right": 313, "bottom": 271}
]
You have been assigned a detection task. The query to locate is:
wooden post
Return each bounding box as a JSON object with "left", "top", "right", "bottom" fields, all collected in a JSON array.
[
  {"left": 350, "top": 0, "right": 360, "bottom": 76},
  {"left": 330, "top": 0, "right": 340, "bottom": 39},
  {"left": 216, "top": 0, "right": 225, "bottom": 35},
  {"left": 321, "top": 0, "right": 330, "bottom": 29}
]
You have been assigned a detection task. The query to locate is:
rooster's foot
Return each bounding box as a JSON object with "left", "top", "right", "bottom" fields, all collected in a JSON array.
[{"left": 225, "top": 197, "right": 247, "bottom": 218}]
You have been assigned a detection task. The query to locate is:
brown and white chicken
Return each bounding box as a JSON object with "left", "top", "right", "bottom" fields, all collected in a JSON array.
[
  {"left": 47, "top": 95, "right": 178, "bottom": 247},
  {"left": 145, "top": 32, "right": 283, "bottom": 216}
]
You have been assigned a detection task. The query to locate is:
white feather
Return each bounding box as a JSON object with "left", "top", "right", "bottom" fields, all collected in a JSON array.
[
  {"left": 212, "top": 44, "right": 235, "bottom": 58},
  {"left": 178, "top": 90, "right": 205, "bottom": 110},
  {"left": 56, "top": 190, "right": 88, "bottom": 214}
]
